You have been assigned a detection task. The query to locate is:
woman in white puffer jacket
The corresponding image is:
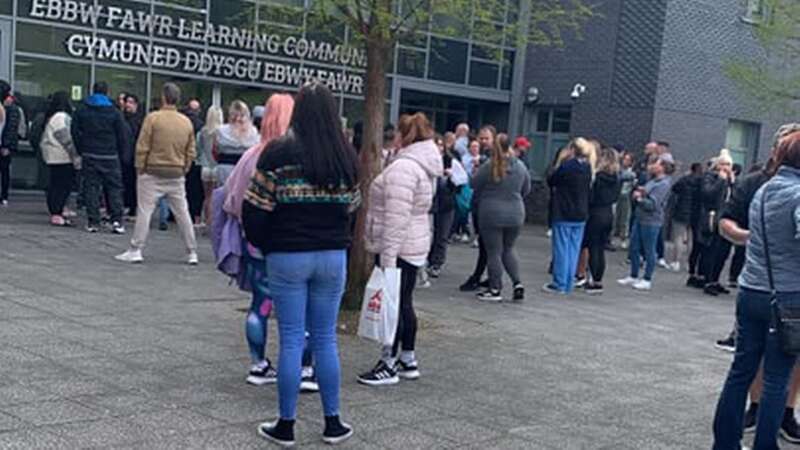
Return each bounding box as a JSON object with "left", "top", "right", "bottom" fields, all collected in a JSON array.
[{"left": 359, "top": 113, "right": 443, "bottom": 387}]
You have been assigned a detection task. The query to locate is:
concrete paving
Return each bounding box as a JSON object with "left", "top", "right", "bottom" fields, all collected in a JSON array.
[{"left": 0, "top": 192, "right": 792, "bottom": 449}]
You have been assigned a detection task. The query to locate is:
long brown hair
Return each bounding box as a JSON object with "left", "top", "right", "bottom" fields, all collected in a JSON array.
[
  {"left": 774, "top": 131, "right": 800, "bottom": 170},
  {"left": 491, "top": 133, "right": 511, "bottom": 183}
]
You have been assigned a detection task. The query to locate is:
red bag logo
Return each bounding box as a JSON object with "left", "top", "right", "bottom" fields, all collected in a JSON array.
[{"left": 367, "top": 289, "right": 383, "bottom": 313}]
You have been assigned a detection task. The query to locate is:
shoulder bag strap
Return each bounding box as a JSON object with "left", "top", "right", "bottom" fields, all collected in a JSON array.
[{"left": 759, "top": 187, "right": 775, "bottom": 294}]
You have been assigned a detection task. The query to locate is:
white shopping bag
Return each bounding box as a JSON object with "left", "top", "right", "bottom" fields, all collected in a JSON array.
[{"left": 357, "top": 267, "right": 401, "bottom": 346}]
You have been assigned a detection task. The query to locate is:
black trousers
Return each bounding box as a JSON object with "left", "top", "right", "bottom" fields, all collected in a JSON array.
[
  {"left": 689, "top": 225, "right": 705, "bottom": 276},
  {"left": 185, "top": 163, "right": 204, "bottom": 221},
  {"left": 46, "top": 164, "right": 74, "bottom": 215},
  {"left": 586, "top": 207, "right": 613, "bottom": 283},
  {"left": 703, "top": 234, "right": 732, "bottom": 284},
  {"left": 470, "top": 210, "right": 487, "bottom": 281},
  {"left": 729, "top": 245, "right": 746, "bottom": 283},
  {"left": 0, "top": 153, "right": 11, "bottom": 201},
  {"left": 83, "top": 158, "right": 124, "bottom": 225},
  {"left": 429, "top": 208, "right": 455, "bottom": 268},
  {"left": 122, "top": 163, "right": 137, "bottom": 215}
]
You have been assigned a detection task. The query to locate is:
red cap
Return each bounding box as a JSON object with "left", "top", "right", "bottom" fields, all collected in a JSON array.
[{"left": 514, "top": 136, "right": 532, "bottom": 149}]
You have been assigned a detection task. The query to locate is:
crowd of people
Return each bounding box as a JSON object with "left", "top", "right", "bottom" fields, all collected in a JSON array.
[{"left": 3, "top": 76, "right": 800, "bottom": 448}]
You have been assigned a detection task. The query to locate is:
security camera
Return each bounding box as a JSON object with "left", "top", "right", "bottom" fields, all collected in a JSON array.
[
  {"left": 526, "top": 87, "right": 540, "bottom": 104},
  {"left": 571, "top": 83, "right": 587, "bottom": 100}
]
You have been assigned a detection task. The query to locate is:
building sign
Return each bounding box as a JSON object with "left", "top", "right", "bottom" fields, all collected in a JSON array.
[{"left": 28, "top": 0, "right": 366, "bottom": 95}]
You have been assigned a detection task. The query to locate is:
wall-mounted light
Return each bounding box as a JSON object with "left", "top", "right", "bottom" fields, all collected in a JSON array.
[
  {"left": 571, "top": 83, "right": 587, "bottom": 100},
  {"left": 526, "top": 86, "right": 540, "bottom": 104}
]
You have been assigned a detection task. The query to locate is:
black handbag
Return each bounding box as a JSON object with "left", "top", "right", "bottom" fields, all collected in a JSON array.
[{"left": 764, "top": 188, "right": 800, "bottom": 355}]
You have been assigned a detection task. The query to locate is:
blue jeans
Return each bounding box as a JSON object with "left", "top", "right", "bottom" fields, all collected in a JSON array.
[
  {"left": 551, "top": 221, "right": 585, "bottom": 293},
  {"left": 713, "top": 288, "right": 800, "bottom": 450},
  {"left": 158, "top": 196, "right": 169, "bottom": 226},
  {"left": 267, "top": 250, "right": 346, "bottom": 420},
  {"left": 628, "top": 219, "right": 660, "bottom": 281}
]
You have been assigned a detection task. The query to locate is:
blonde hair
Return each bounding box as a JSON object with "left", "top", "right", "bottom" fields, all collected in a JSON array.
[
  {"left": 597, "top": 147, "right": 620, "bottom": 174},
  {"left": 567, "top": 137, "right": 598, "bottom": 174},
  {"left": 716, "top": 148, "right": 733, "bottom": 167},
  {"left": 203, "top": 106, "right": 223, "bottom": 133}
]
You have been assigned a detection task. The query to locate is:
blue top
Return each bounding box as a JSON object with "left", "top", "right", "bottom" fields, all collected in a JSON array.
[{"left": 740, "top": 166, "right": 800, "bottom": 293}]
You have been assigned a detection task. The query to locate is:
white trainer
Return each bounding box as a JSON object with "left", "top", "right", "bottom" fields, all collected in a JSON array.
[
  {"left": 115, "top": 249, "right": 143, "bottom": 263},
  {"left": 658, "top": 258, "right": 670, "bottom": 269},
  {"left": 670, "top": 262, "right": 681, "bottom": 272},
  {"left": 632, "top": 279, "right": 652, "bottom": 291},
  {"left": 187, "top": 252, "right": 199, "bottom": 265},
  {"left": 617, "top": 276, "right": 638, "bottom": 286}
]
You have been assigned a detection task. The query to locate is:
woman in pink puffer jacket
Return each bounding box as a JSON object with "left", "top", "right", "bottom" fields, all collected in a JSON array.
[{"left": 359, "top": 113, "right": 443, "bottom": 387}]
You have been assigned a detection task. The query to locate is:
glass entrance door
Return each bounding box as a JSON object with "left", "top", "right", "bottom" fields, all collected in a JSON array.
[{"left": 0, "top": 19, "right": 10, "bottom": 83}]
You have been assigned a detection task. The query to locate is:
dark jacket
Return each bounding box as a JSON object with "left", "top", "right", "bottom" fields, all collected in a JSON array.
[
  {"left": 670, "top": 173, "right": 701, "bottom": 224},
  {"left": 123, "top": 110, "right": 144, "bottom": 167},
  {"left": 698, "top": 171, "right": 733, "bottom": 241},
  {"left": 720, "top": 171, "right": 770, "bottom": 230},
  {"left": 547, "top": 157, "right": 592, "bottom": 223},
  {"left": 181, "top": 108, "right": 204, "bottom": 135},
  {"left": 241, "top": 133, "right": 360, "bottom": 254},
  {"left": 433, "top": 152, "right": 458, "bottom": 214},
  {"left": 589, "top": 172, "right": 622, "bottom": 210},
  {"left": 1, "top": 102, "right": 21, "bottom": 152},
  {"left": 71, "top": 94, "right": 129, "bottom": 160}
]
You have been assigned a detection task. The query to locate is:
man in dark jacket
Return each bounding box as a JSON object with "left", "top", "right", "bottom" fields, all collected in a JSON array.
[
  {"left": 0, "top": 80, "right": 21, "bottom": 205},
  {"left": 180, "top": 98, "right": 204, "bottom": 223},
  {"left": 699, "top": 152, "right": 735, "bottom": 296},
  {"left": 123, "top": 94, "right": 144, "bottom": 219},
  {"left": 669, "top": 162, "right": 704, "bottom": 282},
  {"left": 71, "top": 82, "right": 128, "bottom": 233}
]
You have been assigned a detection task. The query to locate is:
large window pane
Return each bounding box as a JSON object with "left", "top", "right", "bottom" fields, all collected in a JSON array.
[
  {"left": 14, "top": 56, "right": 90, "bottom": 150},
  {"left": 397, "top": 48, "right": 426, "bottom": 78},
  {"left": 151, "top": 74, "right": 213, "bottom": 112},
  {"left": 428, "top": 38, "right": 467, "bottom": 83},
  {"left": 210, "top": 0, "right": 256, "bottom": 32},
  {"left": 221, "top": 84, "right": 276, "bottom": 113},
  {"left": 95, "top": 66, "right": 147, "bottom": 106},
  {"left": 0, "top": 0, "right": 11, "bottom": 15},
  {"left": 469, "top": 61, "right": 498, "bottom": 88},
  {"left": 16, "top": 23, "right": 75, "bottom": 59}
]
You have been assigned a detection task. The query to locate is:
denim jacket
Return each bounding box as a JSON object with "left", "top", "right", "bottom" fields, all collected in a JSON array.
[{"left": 740, "top": 166, "right": 800, "bottom": 293}]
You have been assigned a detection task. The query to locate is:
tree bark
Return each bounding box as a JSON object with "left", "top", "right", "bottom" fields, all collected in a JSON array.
[{"left": 341, "top": 34, "right": 390, "bottom": 310}]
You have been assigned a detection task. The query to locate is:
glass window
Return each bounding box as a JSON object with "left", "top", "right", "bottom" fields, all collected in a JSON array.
[
  {"left": 159, "top": 0, "right": 207, "bottom": 9},
  {"left": 397, "top": 47, "right": 426, "bottom": 78},
  {"left": 95, "top": 66, "right": 148, "bottom": 106},
  {"left": 14, "top": 56, "right": 90, "bottom": 134},
  {"left": 743, "top": 0, "right": 770, "bottom": 24},
  {"left": 151, "top": 74, "right": 213, "bottom": 112},
  {"left": 221, "top": 83, "right": 276, "bottom": 112},
  {"left": 0, "top": 0, "right": 11, "bottom": 15},
  {"left": 501, "top": 50, "right": 514, "bottom": 90},
  {"left": 210, "top": 0, "right": 256, "bottom": 32},
  {"left": 536, "top": 110, "right": 549, "bottom": 132},
  {"left": 342, "top": 98, "right": 364, "bottom": 131},
  {"left": 469, "top": 61, "right": 498, "bottom": 88},
  {"left": 428, "top": 38, "right": 467, "bottom": 83},
  {"left": 16, "top": 23, "right": 75, "bottom": 59},
  {"left": 726, "top": 120, "right": 760, "bottom": 165},
  {"left": 552, "top": 110, "right": 572, "bottom": 133},
  {"left": 259, "top": 2, "right": 305, "bottom": 28}
]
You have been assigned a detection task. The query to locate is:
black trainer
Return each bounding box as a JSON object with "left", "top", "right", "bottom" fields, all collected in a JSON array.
[
  {"left": 584, "top": 282, "right": 604, "bottom": 295},
  {"left": 512, "top": 284, "right": 525, "bottom": 302},
  {"left": 686, "top": 276, "right": 704, "bottom": 289},
  {"left": 781, "top": 409, "right": 800, "bottom": 444},
  {"left": 396, "top": 359, "right": 420, "bottom": 380},
  {"left": 323, "top": 415, "right": 353, "bottom": 445},
  {"left": 743, "top": 402, "right": 758, "bottom": 433},
  {"left": 247, "top": 360, "right": 278, "bottom": 386},
  {"left": 477, "top": 290, "right": 502, "bottom": 302},
  {"left": 357, "top": 360, "right": 399, "bottom": 386},
  {"left": 258, "top": 419, "right": 295, "bottom": 447},
  {"left": 714, "top": 336, "right": 736, "bottom": 353},
  {"left": 704, "top": 284, "right": 720, "bottom": 297},
  {"left": 459, "top": 277, "right": 480, "bottom": 292}
]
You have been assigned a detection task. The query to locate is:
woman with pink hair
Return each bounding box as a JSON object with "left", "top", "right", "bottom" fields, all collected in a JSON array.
[{"left": 222, "top": 94, "right": 298, "bottom": 387}]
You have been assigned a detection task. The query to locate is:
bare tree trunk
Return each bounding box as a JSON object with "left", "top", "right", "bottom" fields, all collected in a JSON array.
[{"left": 342, "top": 35, "right": 390, "bottom": 310}]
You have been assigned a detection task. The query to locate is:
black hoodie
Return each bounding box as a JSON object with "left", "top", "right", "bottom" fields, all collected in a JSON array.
[{"left": 71, "top": 94, "right": 129, "bottom": 160}]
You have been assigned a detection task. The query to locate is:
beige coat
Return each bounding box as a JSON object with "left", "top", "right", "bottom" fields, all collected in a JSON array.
[{"left": 136, "top": 105, "right": 196, "bottom": 178}]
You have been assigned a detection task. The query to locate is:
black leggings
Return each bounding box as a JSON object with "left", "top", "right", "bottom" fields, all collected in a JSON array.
[
  {"left": 470, "top": 210, "right": 487, "bottom": 281},
  {"left": 586, "top": 207, "right": 613, "bottom": 283},
  {"left": 46, "top": 164, "right": 74, "bottom": 215},
  {"left": 704, "top": 234, "right": 732, "bottom": 284},
  {"left": 0, "top": 153, "right": 10, "bottom": 201},
  {"left": 729, "top": 245, "right": 746, "bottom": 283},
  {"left": 393, "top": 258, "right": 419, "bottom": 356},
  {"left": 185, "top": 163, "right": 204, "bottom": 221}
]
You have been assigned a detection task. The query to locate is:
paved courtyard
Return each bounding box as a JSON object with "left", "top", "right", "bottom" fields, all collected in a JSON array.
[{"left": 0, "top": 193, "right": 790, "bottom": 449}]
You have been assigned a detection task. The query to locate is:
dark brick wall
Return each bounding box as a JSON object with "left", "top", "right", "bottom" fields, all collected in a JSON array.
[{"left": 652, "top": 0, "right": 788, "bottom": 166}]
